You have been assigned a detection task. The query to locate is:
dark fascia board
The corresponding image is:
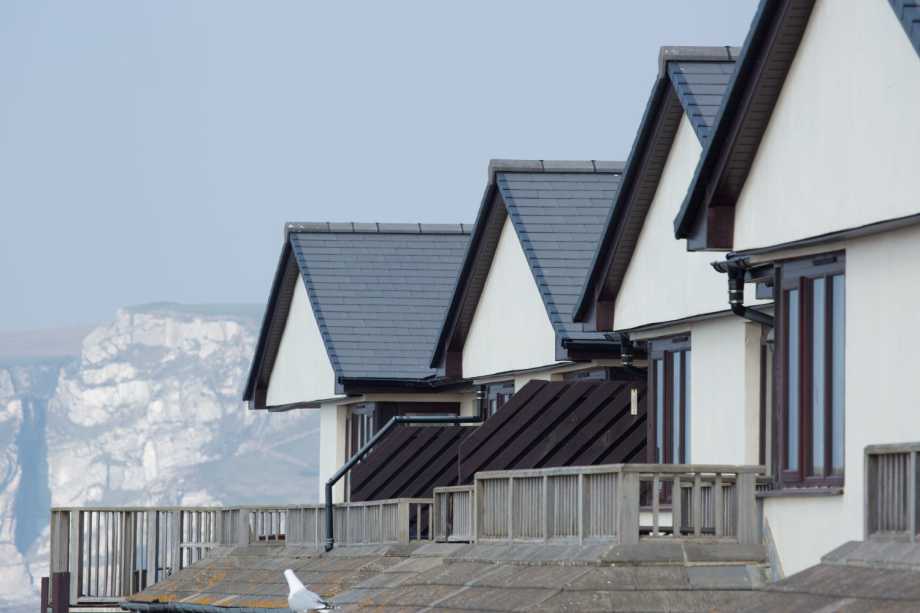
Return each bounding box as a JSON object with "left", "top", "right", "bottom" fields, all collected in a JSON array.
[
  {"left": 673, "top": 0, "right": 817, "bottom": 248},
  {"left": 242, "top": 241, "right": 298, "bottom": 409},
  {"left": 430, "top": 160, "right": 624, "bottom": 373},
  {"left": 338, "top": 376, "right": 473, "bottom": 395},
  {"left": 573, "top": 46, "right": 738, "bottom": 326}
]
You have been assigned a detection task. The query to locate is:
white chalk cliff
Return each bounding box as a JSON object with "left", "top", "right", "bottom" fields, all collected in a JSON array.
[{"left": 0, "top": 304, "right": 319, "bottom": 611}]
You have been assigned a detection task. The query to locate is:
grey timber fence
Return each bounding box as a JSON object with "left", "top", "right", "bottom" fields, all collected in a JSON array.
[
  {"left": 48, "top": 498, "right": 433, "bottom": 608},
  {"left": 472, "top": 463, "right": 766, "bottom": 545},
  {"left": 866, "top": 443, "right": 920, "bottom": 541}
]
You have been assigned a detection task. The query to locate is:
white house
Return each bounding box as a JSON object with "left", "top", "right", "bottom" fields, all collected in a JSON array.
[
  {"left": 573, "top": 46, "right": 768, "bottom": 469},
  {"left": 429, "top": 159, "right": 637, "bottom": 416},
  {"left": 673, "top": 0, "right": 920, "bottom": 575},
  {"left": 243, "top": 222, "right": 475, "bottom": 501}
]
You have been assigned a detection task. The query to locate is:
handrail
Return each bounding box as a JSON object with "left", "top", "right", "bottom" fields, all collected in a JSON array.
[
  {"left": 474, "top": 463, "right": 767, "bottom": 545},
  {"left": 324, "top": 414, "right": 481, "bottom": 551}
]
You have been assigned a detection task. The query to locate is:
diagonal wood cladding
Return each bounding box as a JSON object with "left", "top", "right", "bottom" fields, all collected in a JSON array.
[
  {"left": 458, "top": 380, "right": 647, "bottom": 484},
  {"left": 349, "top": 380, "right": 647, "bottom": 502}
]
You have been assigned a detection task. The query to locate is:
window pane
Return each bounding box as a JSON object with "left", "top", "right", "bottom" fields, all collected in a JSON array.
[
  {"left": 812, "top": 278, "right": 826, "bottom": 475},
  {"left": 832, "top": 275, "right": 846, "bottom": 475},
  {"left": 655, "top": 359, "right": 664, "bottom": 463},
  {"left": 673, "top": 352, "right": 682, "bottom": 463},
  {"left": 684, "top": 351, "right": 691, "bottom": 462},
  {"left": 787, "top": 289, "right": 800, "bottom": 471}
]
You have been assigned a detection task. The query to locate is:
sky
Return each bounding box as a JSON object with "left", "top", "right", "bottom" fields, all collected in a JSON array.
[{"left": 0, "top": 0, "right": 759, "bottom": 332}]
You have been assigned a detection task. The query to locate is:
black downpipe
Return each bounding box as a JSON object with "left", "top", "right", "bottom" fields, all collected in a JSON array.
[
  {"left": 723, "top": 261, "right": 774, "bottom": 328},
  {"left": 324, "top": 414, "right": 481, "bottom": 552}
]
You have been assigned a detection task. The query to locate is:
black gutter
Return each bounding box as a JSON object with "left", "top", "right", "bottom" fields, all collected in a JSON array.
[
  {"left": 713, "top": 260, "right": 774, "bottom": 328},
  {"left": 337, "top": 376, "right": 472, "bottom": 394},
  {"left": 324, "top": 414, "right": 481, "bottom": 551}
]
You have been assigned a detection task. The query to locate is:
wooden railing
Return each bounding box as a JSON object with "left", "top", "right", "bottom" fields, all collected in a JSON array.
[
  {"left": 473, "top": 464, "right": 766, "bottom": 545},
  {"left": 48, "top": 499, "right": 433, "bottom": 607},
  {"left": 433, "top": 485, "right": 475, "bottom": 542},
  {"left": 866, "top": 443, "right": 920, "bottom": 542}
]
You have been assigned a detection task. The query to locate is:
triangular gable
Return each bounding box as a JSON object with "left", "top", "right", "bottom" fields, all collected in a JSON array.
[
  {"left": 613, "top": 113, "right": 728, "bottom": 330},
  {"left": 430, "top": 161, "right": 624, "bottom": 378},
  {"left": 244, "top": 223, "right": 470, "bottom": 409},
  {"left": 676, "top": 0, "right": 920, "bottom": 252},
  {"left": 462, "top": 217, "right": 557, "bottom": 378},
  {"left": 574, "top": 47, "right": 738, "bottom": 329},
  {"left": 266, "top": 273, "right": 337, "bottom": 407}
]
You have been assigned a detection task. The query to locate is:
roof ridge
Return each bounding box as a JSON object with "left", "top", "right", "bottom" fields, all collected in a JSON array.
[
  {"left": 283, "top": 222, "right": 471, "bottom": 239},
  {"left": 488, "top": 159, "right": 625, "bottom": 184},
  {"left": 658, "top": 45, "right": 741, "bottom": 76}
]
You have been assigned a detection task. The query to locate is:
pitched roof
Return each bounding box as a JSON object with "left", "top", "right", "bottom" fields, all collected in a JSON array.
[
  {"left": 668, "top": 60, "right": 736, "bottom": 143},
  {"left": 890, "top": 0, "right": 920, "bottom": 58},
  {"left": 675, "top": 0, "right": 920, "bottom": 249},
  {"left": 672, "top": 0, "right": 818, "bottom": 247},
  {"left": 243, "top": 223, "right": 470, "bottom": 407},
  {"left": 430, "top": 160, "right": 625, "bottom": 372},
  {"left": 573, "top": 47, "right": 738, "bottom": 325},
  {"left": 498, "top": 168, "right": 623, "bottom": 341}
]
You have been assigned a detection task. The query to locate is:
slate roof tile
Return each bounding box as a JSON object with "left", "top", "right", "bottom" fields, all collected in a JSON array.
[
  {"left": 288, "top": 226, "right": 470, "bottom": 381},
  {"left": 496, "top": 170, "right": 623, "bottom": 343}
]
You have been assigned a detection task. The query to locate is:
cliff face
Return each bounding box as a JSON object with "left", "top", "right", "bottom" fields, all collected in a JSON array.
[{"left": 0, "top": 304, "right": 319, "bottom": 611}]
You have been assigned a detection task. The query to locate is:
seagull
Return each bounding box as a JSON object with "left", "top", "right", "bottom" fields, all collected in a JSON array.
[{"left": 284, "top": 569, "right": 328, "bottom": 612}]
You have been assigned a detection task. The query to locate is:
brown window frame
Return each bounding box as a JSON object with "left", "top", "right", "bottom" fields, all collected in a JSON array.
[
  {"left": 479, "top": 380, "right": 515, "bottom": 419},
  {"left": 647, "top": 335, "right": 691, "bottom": 465},
  {"left": 776, "top": 252, "right": 845, "bottom": 489}
]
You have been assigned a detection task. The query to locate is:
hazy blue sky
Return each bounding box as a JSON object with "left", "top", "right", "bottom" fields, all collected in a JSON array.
[{"left": 0, "top": 1, "right": 758, "bottom": 332}]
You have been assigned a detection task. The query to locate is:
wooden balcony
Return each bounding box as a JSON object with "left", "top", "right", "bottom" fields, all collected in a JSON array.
[
  {"left": 434, "top": 463, "right": 767, "bottom": 545},
  {"left": 45, "top": 499, "right": 433, "bottom": 610}
]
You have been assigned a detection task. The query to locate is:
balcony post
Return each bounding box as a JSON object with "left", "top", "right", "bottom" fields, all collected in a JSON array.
[
  {"left": 616, "top": 470, "right": 640, "bottom": 545},
  {"left": 67, "top": 511, "right": 82, "bottom": 603},
  {"left": 736, "top": 472, "right": 760, "bottom": 545},
  {"left": 40, "top": 576, "right": 49, "bottom": 613},
  {"left": 397, "top": 501, "right": 411, "bottom": 544},
  {"left": 237, "top": 509, "right": 251, "bottom": 545},
  {"left": 51, "top": 572, "right": 69, "bottom": 613},
  {"left": 910, "top": 451, "right": 917, "bottom": 543},
  {"left": 145, "top": 511, "right": 157, "bottom": 588}
]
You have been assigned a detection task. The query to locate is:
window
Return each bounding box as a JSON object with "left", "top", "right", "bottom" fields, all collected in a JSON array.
[
  {"left": 349, "top": 404, "right": 376, "bottom": 455},
  {"left": 778, "top": 253, "right": 845, "bottom": 486},
  {"left": 563, "top": 368, "right": 609, "bottom": 381},
  {"left": 479, "top": 381, "right": 514, "bottom": 419},
  {"left": 648, "top": 336, "right": 691, "bottom": 464}
]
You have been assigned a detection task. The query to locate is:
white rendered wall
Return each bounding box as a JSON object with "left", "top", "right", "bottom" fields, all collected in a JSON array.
[
  {"left": 761, "top": 224, "right": 920, "bottom": 575},
  {"left": 462, "top": 217, "right": 558, "bottom": 379},
  {"left": 318, "top": 400, "right": 347, "bottom": 502},
  {"left": 688, "top": 316, "right": 762, "bottom": 465},
  {"left": 266, "top": 275, "right": 337, "bottom": 407},
  {"left": 733, "top": 0, "right": 920, "bottom": 251},
  {"left": 615, "top": 116, "right": 728, "bottom": 330}
]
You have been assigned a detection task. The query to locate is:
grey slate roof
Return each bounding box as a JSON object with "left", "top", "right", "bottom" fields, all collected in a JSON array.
[
  {"left": 890, "top": 1, "right": 920, "bottom": 58},
  {"left": 668, "top": 60, "right": 736, "bottom": 143},
  {"left": 288, "top": 223, "right": 470, "bottom": 381},
  {"left": 496, "top": 168, "right": 623, "bottom": 343}
]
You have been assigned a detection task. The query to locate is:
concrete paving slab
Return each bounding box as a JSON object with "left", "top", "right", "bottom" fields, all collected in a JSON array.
[{"left": 434, "top": 586, "right": 561, "bottom": 611}]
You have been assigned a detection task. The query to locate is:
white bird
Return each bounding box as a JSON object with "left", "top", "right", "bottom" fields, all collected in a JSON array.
[{"left": 284, "top": 568, "right": 328, "bottom": 612}]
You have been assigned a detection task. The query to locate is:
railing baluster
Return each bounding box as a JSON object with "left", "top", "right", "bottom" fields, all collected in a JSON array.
[
  {"left": 714, "top": 474, "right": 724, "bottom": 538},
  {"left": 693, "top": 474, "right": 702, "bottom": 537},
  {"left": 672, "top": 476, "right": 682, "bottom": 538},
  {"left": 652, "top": 474, "right": 660, "bottom": 536}
]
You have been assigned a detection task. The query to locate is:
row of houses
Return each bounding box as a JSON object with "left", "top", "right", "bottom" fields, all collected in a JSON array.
[{"left": 239, "top": 0, "right": 920, "bottom": 579}]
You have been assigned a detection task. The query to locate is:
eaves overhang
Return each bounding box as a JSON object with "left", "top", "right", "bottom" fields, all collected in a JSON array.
[
  {"left": 673, "top": 0, "right": 817, "bottom": 248},
  {"left": 574, "top": 46, "right": 739, "bottom": 327}
]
